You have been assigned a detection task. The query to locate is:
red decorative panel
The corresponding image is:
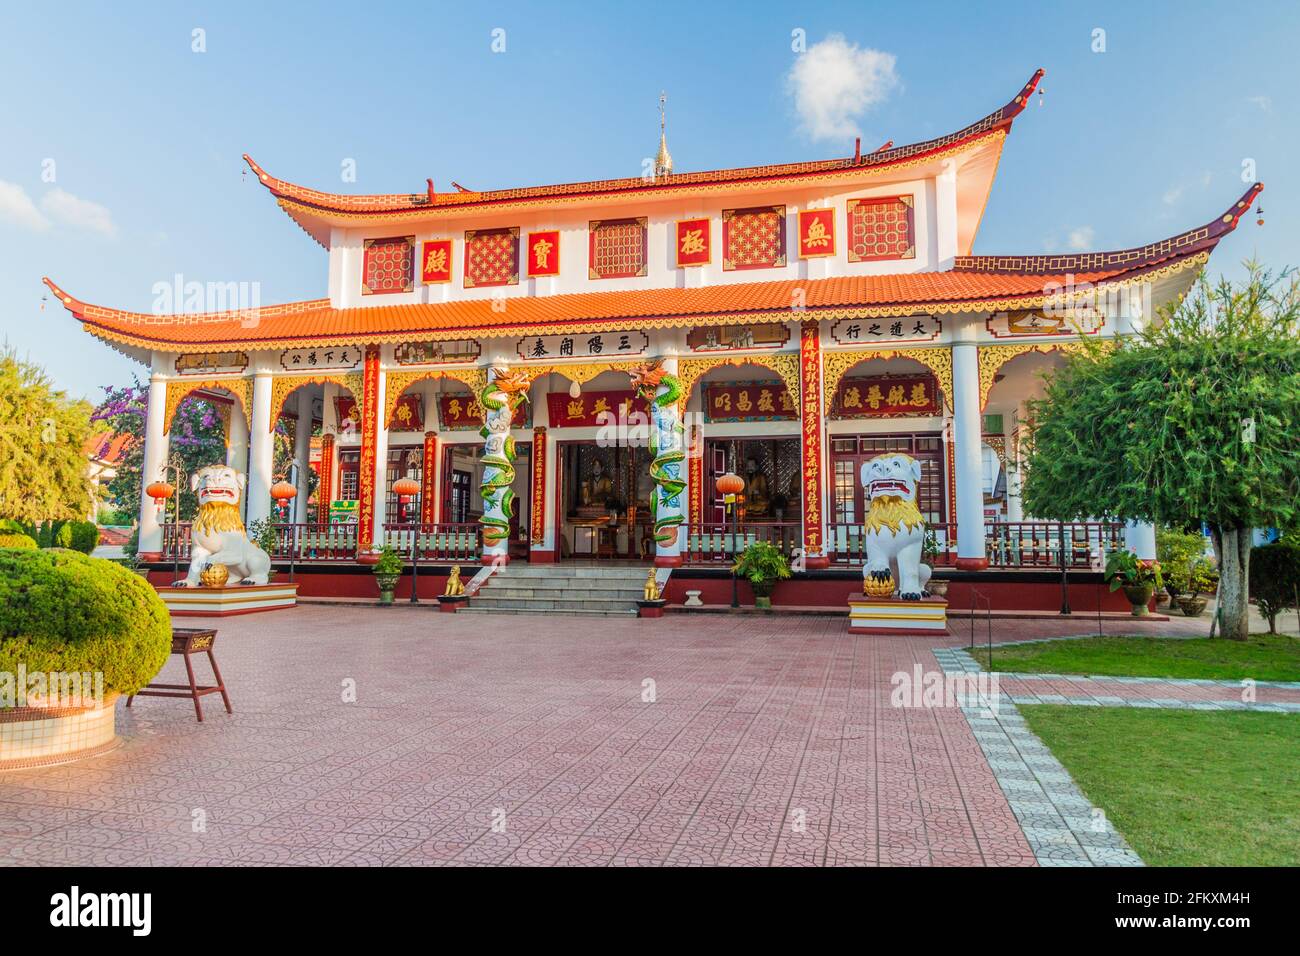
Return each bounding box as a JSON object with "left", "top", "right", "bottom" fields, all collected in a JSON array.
[
  {"left": 832, "top": 373, "right": 939, "bottom": 418},
  {"left": 846, "top": 196, "right": 915, "bottom": 262},
  {"left": 362, "top": 237, "right": 415, "bottom": 295},
  {"left": 527, "top": 230, "right": 560, "bottom": 278},
  {"left": 723, "top": 206, "right": 786, "bottom": 271},
  {"left": 687, "top": 423, "right": 704, "bottom": 527},
  {"left": 797, "top": 209, "right": 836, "bottom": 259},
  {"left": 545, "top": 390, "right": 649, "bottom": 428},
  {"left": 317, "top": 433, "right": 334, "bottom": 528},
  {"left": 464, "top": 227, "right": 519, "bottom": 288},
  {"left": 799, "top": 322, "right": 825, "bottom": 561},
  {"left": 676, "top": 217, "right": 710, "bottom": 267},
  {"left": 420, "top": 239, "right": 452, "bottom": 284},
  {"left": 588, "top": 218, "right": 648, "bottom": 279},
  {"left": 357, "top": 346, "right": 381, "bottom": 550},
  {"left": 705, "top": 381, "right": 797, "bottom": 423}
]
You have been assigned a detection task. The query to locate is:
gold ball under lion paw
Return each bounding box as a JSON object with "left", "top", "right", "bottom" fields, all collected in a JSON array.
[
  {"left": 863, "top": 574, "right": 895, "bottom": 599},
  {"left": 199, "top": 564, "right": 229, "bottom": 588}
]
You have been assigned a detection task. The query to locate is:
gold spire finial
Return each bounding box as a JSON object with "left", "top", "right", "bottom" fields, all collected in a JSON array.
[{"left": 655, "top": 90, "right": 673, "bottom": 178}]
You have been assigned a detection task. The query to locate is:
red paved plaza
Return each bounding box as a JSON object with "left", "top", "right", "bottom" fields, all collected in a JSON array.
[{"left": 0, "top": 606, "right": 1236, "bottom": 867}]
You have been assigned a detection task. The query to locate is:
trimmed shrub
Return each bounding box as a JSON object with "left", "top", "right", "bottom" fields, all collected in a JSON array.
[
  {"left": 0, "top": 533, "right": 37, "bottom": 550},
  {"left": 1250, "top": 541, "right": 1300, "bottom": 634},
  {"left": 68, "top": 520, "right": 99, "bottom": 554},
  {"left": 0, "top": 549, "right": 172, "bottom": 698}
]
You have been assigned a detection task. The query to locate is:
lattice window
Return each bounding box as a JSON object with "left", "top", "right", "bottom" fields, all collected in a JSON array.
[
  {"left": 588, "top": 218, "right": 648, "bottom": 279},
  {"left": 362, "top": 237, "right": 415, "bottom": 295},
  {"left": 847, "top": 197, "right": 915, "bottom": 262},
  {"left": 723, "top": 206, "right": 786, "bottom": 271},
  {"left": 464, "top": 227, "right": 519, "bottom": 288}
]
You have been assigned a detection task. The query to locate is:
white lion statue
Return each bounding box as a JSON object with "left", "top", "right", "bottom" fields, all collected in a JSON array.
[
  {"left": 172, "top": 464, "right": 272, "bottom": 587},
  {"left": 861, "top": 452, "right": 932, "bottom": 601}
]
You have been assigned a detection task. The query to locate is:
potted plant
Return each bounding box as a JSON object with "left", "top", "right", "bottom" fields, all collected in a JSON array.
[
  {"left": 246, "top": 518, "right": 279, "bottom": 582},
  {"left": 1175, "top": 559, "right": 1217, "bottom": 617},
  {"left": 1157, "top": 527, "right": 1205, "bottom": 606},
  {"left": 921, "top": 528, "right": 948, "bottom": 598},
  {"left": 732, "top": 540, "right": 792, "bottom": 610},
  {"left": 373, "top": 545, "right": 404, "bottom": 605},
  {"left": 1104, "top": 549, "right": 1163, "bottom": 616}
]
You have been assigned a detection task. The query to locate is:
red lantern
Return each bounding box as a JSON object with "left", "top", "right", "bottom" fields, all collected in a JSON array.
[
  {"left": 270, "top": 480, "right": 297, "bottom": 519},
  {"left": 146, "top": 480, "right": 175, "bottom": 517},
  {"left": 716, "top": 472, "right": 745, "bottom": 498},
  {"left": 393, "top": 476, "right": 420, "bottom": 523}
]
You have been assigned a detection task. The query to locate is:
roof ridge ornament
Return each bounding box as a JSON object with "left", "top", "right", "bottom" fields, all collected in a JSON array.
[{"left": 655, "top": 90, "right": 673, "bottom": 179}]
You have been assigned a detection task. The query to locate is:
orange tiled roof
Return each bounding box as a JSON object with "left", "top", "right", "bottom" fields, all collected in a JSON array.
[
  {"left": 46, "top": 184, "right": 1259, "bottom": 353},
  {"left": 84, "top": 431, "right": 132, "bottom": 465},
  {"left": 244, "top": 70, "right": 1044, "bottom": 241}
]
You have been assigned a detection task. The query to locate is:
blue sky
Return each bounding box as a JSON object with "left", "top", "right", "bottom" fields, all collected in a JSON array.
[{"left": 2, "top": 0, "right": 1295, "bottom": 400}]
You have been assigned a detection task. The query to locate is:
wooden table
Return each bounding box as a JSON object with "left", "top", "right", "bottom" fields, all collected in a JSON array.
[{"left": 127, "top": 628, "right": 232, "bottom": 723}]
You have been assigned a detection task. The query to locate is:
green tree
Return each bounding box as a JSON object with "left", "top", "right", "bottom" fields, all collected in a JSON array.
[
  {"left": 1022, "top": 265, "right": 1300, "bottom": 640},
  {"left": 0, "top": 349, "right": 92, "bottom": 523}
]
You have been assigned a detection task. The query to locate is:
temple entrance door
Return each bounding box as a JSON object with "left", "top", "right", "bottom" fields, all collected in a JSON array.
[
  {"left": 702, "top": 437, "right": 801, "bottom": 526},
  {"left": 440, "top": 442, "right": 532, "bottom": 558},
  {"left": 556, "top": 440, "right": 653, "bottom": 560}
]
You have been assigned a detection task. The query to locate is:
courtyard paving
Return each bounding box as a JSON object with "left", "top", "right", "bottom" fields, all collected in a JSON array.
[{"left": 0, "top": 606, "right": 1283, "bottom": 867}]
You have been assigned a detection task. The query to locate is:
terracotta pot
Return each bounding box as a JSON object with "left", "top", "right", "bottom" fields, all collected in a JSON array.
[
  {"left": 1176, "top": 595, "right": 1208, "bottom": 617},
  {"left": 1122, "top": 583, "right": 1154, "bottom": 616},
  {"left": 927, "top": 579, "right": 949, "bottom": 599},
  {"left": 356, "top": 551, "right": 381, "bottom": 566}
]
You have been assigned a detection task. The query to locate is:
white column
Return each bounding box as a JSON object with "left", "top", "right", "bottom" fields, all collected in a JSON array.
[
  {"left": 1117, "top": 285, "right": 1157, "bottom": 559},
  {"left": 246, "top": 371, "right": 274, "bottom": 526},
  {"left": 226, "top": 396, "right": 250, "bottom": 521},
  {"left": 138, "top": 372, "right": 171, "bottom": 556},
  {"left": 371, "top": 366, "right": 390, "bottom": 546},
  {"left": 934, "top": 159, "right": 959, "bottom": 269},
  {"left": 951, "top": 327, "right": 987, "bottom": 569},
  {"left": 293, "top": 388, "right": 313, "bottom": 522},
  {"left": 1005, "top": 409, "right": 1024, "bottom": 522}
]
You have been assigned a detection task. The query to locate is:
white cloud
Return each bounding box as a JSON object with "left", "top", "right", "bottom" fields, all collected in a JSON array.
[
  {"left": 1162, "top": 185, "right": 1183, "bottom": 206},
  {"left": 787, "top": 35, "right": 900, "bottom": 142},
  {"left": 0, "top": 180, "right": 51, "bottom": 231},
  {"left": 40, "top": 188, "right": 116, "bottom": 237},
  {"left": 1067, "top": 226, "right": 1095, "bottom": 251},
  {"left": 1245, "top": 94, "right": 1272, "bottom": 112}
]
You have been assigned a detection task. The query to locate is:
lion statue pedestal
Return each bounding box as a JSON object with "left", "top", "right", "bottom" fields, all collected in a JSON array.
[
  {"left": 847, "top": 452, "right": 948, "bottom": 635},
  {"left": 154, "top": 465, "right": 298, "bottom": 617}
]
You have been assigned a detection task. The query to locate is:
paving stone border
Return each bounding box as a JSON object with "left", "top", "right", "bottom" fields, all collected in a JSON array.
[{"left": 934, "top": 645, "right": 1146, "bottom": 866}]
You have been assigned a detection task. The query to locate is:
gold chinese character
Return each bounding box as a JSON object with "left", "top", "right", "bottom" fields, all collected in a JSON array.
[
  {"left": 804, "top": 217, "right": 830, "bottom": 249},
  {"left": 680, "top": 228, "right": 705, "bottom": 256},
  {"left": 592, "top": 397, "right": 610, "bottom": 415},
  {"left": 779, "top": 390, "right": 795, "bottom": 412},
  {"left": 843, "top": 386, "right": 862, "bottom": 409},
  {"left": 866, "top": 385, "right": 884, "bottom": 409},
  {"left": 567, "top": 398, "right": 585, "bottom": 419},
  {"left": 736, "top": 390, "right": 752, "bottom": 412},
  {"left": 396, "top": 403, "right": 412, "bottom": 424},
  {"left": 425, "top": 248, "right": 447, "bottom": 274},
  {"left": 887, "top": 385, "right": 905, "bottom": 406},
  {"left": 447, "top": 399, "right": 462, "bottom": 419},
  {"left": 757, "top": 389, "right": 774, "bottom": 412},
  {"left": 714, "top": 393, "right": 731, "bottom": 412},
  {"left": 532, "top": 238, "right": 553, "bottom": 270},
  {"left": 910, "top": 383, "right": 928, "bottom": 406}
]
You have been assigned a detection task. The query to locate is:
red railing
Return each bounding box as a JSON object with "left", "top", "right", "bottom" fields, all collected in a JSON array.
[
  {"left": 986, "top": 521, "right": 1121, "bottom": 570},
  {"left": 684, "top": 521, "right": 802, "bottom": 564},
  {"left": 280, "top": 523, "right": 358, "bottom": 561},
  {"left": 381, "top": 522, "right": 482, "bottom": 563},
  {"left": 827, "top": 521, "right": 957, "bottom": 567},
  {"left": 161, "top": 521, "right": 192, "bottom": 562}
]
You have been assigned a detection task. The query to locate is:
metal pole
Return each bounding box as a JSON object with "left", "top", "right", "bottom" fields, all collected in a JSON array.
[
  {"left": 1059, "top": 520, "right": 1071, "bottom": 614},
  {"left": 409, "top": 512, "right": 420, "bottom": 604},
  {"left": 730, "top": 497, "right": 739, "bottom": 609}
]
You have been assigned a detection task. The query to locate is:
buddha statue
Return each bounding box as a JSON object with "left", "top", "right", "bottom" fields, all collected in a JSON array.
[
  {"left": 744, "top": 456, "right": 769, "bottom": 517},
  {"left": 588, "top": 458, "right": 614, "bottom": 507}
]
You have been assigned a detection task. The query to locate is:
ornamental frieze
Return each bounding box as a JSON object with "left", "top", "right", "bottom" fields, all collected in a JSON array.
[
  {"left": 394, "top": 339, "right": 481, "bottom": 365},
  {"left": 174, "top": 351, "right": 248, "bottom": 376},
  {"left": 517, "top": 331, "right": 648, "bottom": 362},
  {"left": 279, "top": 345, "right": 363, "bottom": 372},
  {"left": 829, "top": 315, "right": 940, "bottom": 347}
]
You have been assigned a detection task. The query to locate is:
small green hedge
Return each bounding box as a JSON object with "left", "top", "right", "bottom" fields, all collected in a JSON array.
[
  {"left": 0, "top": 533, "right": 36, "bottom": 549},
  {"left": 0, "top": 549, "right": 172, "bottom": 698}
]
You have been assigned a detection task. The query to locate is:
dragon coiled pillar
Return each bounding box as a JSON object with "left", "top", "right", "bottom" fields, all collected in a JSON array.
[
  {"left": 631, "top": 360, "right": 685, "bottom": 566},
  {"left": 478, "top": 365, "right": 531, "bottom": 562}
]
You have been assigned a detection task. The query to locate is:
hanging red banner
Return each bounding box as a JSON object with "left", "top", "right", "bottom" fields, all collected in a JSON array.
[
  {"left": 545, "top": 390, "right": 649, "bottom": 428},
  {"left": 420, "top": 431, "right": 438, "bottom": 524},
  {"left": 530, "top": 427, "right": 547, "bottom": 545},
  {"left": 420, "top": 239, "right": 453, "bottom": 284},
  {"left": 356, "top": 346, "right": 381, "bottom": 550},
  {"left": 799, "top": 322, "right": 826, "bottom": 564},
  {"left": 703, "top": 381, "right": 797, "bottom": 423},
  {"left": 687, "top": 422, "right": 704, "bottom": 527},
  {"left": 317, "top": 433, "right": 334, "bottom": 528}
]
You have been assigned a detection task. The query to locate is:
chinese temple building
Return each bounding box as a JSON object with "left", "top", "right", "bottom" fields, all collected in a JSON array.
[{"left": 47, "top": 69, "right": 1262, "bottom": 608}]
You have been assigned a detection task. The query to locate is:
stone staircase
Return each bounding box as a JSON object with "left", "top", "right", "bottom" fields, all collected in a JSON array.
[{"left": 460, "top": 563, "right": 647, "bottom": 617}]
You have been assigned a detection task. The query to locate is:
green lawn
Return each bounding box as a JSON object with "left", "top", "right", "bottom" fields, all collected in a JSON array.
[
  {"left": 967, "top": 633, "right": 1300, "bottom": 682},
  {"left": 1019, "top": 707, "right": 1300, "bottom": 866}
]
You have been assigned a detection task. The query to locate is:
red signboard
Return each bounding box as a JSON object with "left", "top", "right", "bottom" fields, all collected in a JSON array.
[
  {"left": 337, "top": 394, "right": 423, "bottom": 431},
  {"left": 703, "top": 381, "right": 797, "bottom": 423},
  {"left": 438, "top": 393, "right": 528, "bottom": 431},
  {"left": 545, "top": 390, "right": 649, "bottom": 428},
  {"left": 526, "top": 230, "right": 560, "bottom": 278},
  {"left": 797, "top": 208, "right": 836, "bottom": 259},
  {"left": 833, "top": 373, "right": 939, "bottom": 418},
  {"left": 675, "top": 217, "right": 711, "bottom": 268},
  {"left": 420, "top": 239, "right": 452, "bottom": 284}
]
